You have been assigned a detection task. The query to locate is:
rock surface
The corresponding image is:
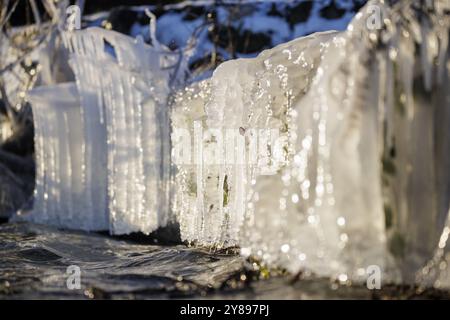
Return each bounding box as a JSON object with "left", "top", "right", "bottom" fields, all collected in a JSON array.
[{"left": 1, "top": 221, "right": 449, "bottom": 299}]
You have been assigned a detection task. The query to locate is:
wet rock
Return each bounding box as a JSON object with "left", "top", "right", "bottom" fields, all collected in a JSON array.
[
  {"left": 0, "top": 149, "right": 34, "bottom": 177},
  {"left": 112, "top": 223, "right": 182, "bottom": 245},
  {"left": 0, "top": 146, "right": 34, "bottom": 219},
  {"left": 0, "top": 222, "right": 244, "bottom": 299},
  {"left": 17, "top": 248, "right": 62, "bottom": 262},
  {"left": 0, "top": 163, "right": 27, "bottom": 219},
  {"left": 1, "top": 222, "right": 450, "bottom": 299},
  {"left": 0, "top": 116, "right": 34, "bottom": 158}
]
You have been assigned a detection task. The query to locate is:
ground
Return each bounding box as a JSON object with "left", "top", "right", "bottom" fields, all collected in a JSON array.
[{"left": 0, "top": 221, "right": 449, "bottom": 300}]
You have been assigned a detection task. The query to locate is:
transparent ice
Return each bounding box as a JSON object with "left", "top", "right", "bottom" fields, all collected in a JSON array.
[{"left": 172, "top": 0, "right": 450, "bottom": 287}]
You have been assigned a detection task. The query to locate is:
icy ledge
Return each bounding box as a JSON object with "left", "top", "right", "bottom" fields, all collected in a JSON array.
[{"left": 23, "top": 26, "right": 178, "bottom": 234}]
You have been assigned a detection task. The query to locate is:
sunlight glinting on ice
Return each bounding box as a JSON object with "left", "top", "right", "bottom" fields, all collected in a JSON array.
[{"left": 20, "top": 0, "right": 450, "bottom": 287}]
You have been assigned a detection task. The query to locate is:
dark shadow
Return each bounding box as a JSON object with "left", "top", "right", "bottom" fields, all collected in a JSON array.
[{"left": 99, "top": 222, "right": 182, "bottom": 246}]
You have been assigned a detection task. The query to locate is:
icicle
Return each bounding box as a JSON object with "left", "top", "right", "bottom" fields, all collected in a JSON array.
[
  {"left": 171, "top": 30, "right": 339, "bottom": 248},
  {"left": 144, "top": 9, "right": 160, "bottom": 51},
  {"left": 23, "top": 25, "right": 179, "bottom": 234},
  {"left": 24, "top": 83, "right": 107, "bottom": 230}
]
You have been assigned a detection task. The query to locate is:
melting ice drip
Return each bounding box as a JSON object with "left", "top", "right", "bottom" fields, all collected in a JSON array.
[{"left": 19, "top": 0, "right": 450, "bottom": 287}]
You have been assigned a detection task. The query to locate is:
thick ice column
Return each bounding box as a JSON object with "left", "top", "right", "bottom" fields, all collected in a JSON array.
[
  {"left": 63, "top": 27, "right": 175, "bottom": 234},
  {"left": 171, "top": 31, "right": 338, "bottom": 247},
  {"left": 25, "top": 83, "right": 109, "bottom": 230},
  {"left": 67, "top": 51, "right": 108, "bottom": 231},
  {"left": 240, "top": 0, "right": 450, "bottom": 285},
  {"left": 238, "top": 26, "right": 387, "bottom": 279},
  {"left": 100, "top": 62, "right": 158, "bottom": 234},
  {"left": 171, "top": 81, "right": 217, "bottom": 246}
]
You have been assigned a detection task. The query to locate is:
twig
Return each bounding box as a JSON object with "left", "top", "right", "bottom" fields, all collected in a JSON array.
[
  {"left": 0, "top": 27, "right": 51, "bottom": 76},
  {"left": 29, "top": 0, "right": 41, "bottom": 26}
]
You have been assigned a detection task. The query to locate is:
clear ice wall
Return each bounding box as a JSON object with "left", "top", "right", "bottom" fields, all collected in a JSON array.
[{"left": 25, "top": 27, "right": 176, "bottom": 234}]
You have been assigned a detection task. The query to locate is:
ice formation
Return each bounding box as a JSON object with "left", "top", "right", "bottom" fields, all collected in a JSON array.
[
  {"left": 27, "top": 82, "right": 108, "bottom": 230},
  {"left": 172, "top": 0, "right": 450, "bottom": 286},
  {"left": 239, "top": 0, "right": 450, "bottom": 285},
  {"left": 64, "top": 27, "right": 176, "bottom": 234},
  {"left": 24, "top": 26, "right": 178, "bottom": 234},
  {"left": 171, "top": 31, "right": 339, "bottom": 247},
  {"left": 12, "top": 0, "right": 450, "bottom": 289}
]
